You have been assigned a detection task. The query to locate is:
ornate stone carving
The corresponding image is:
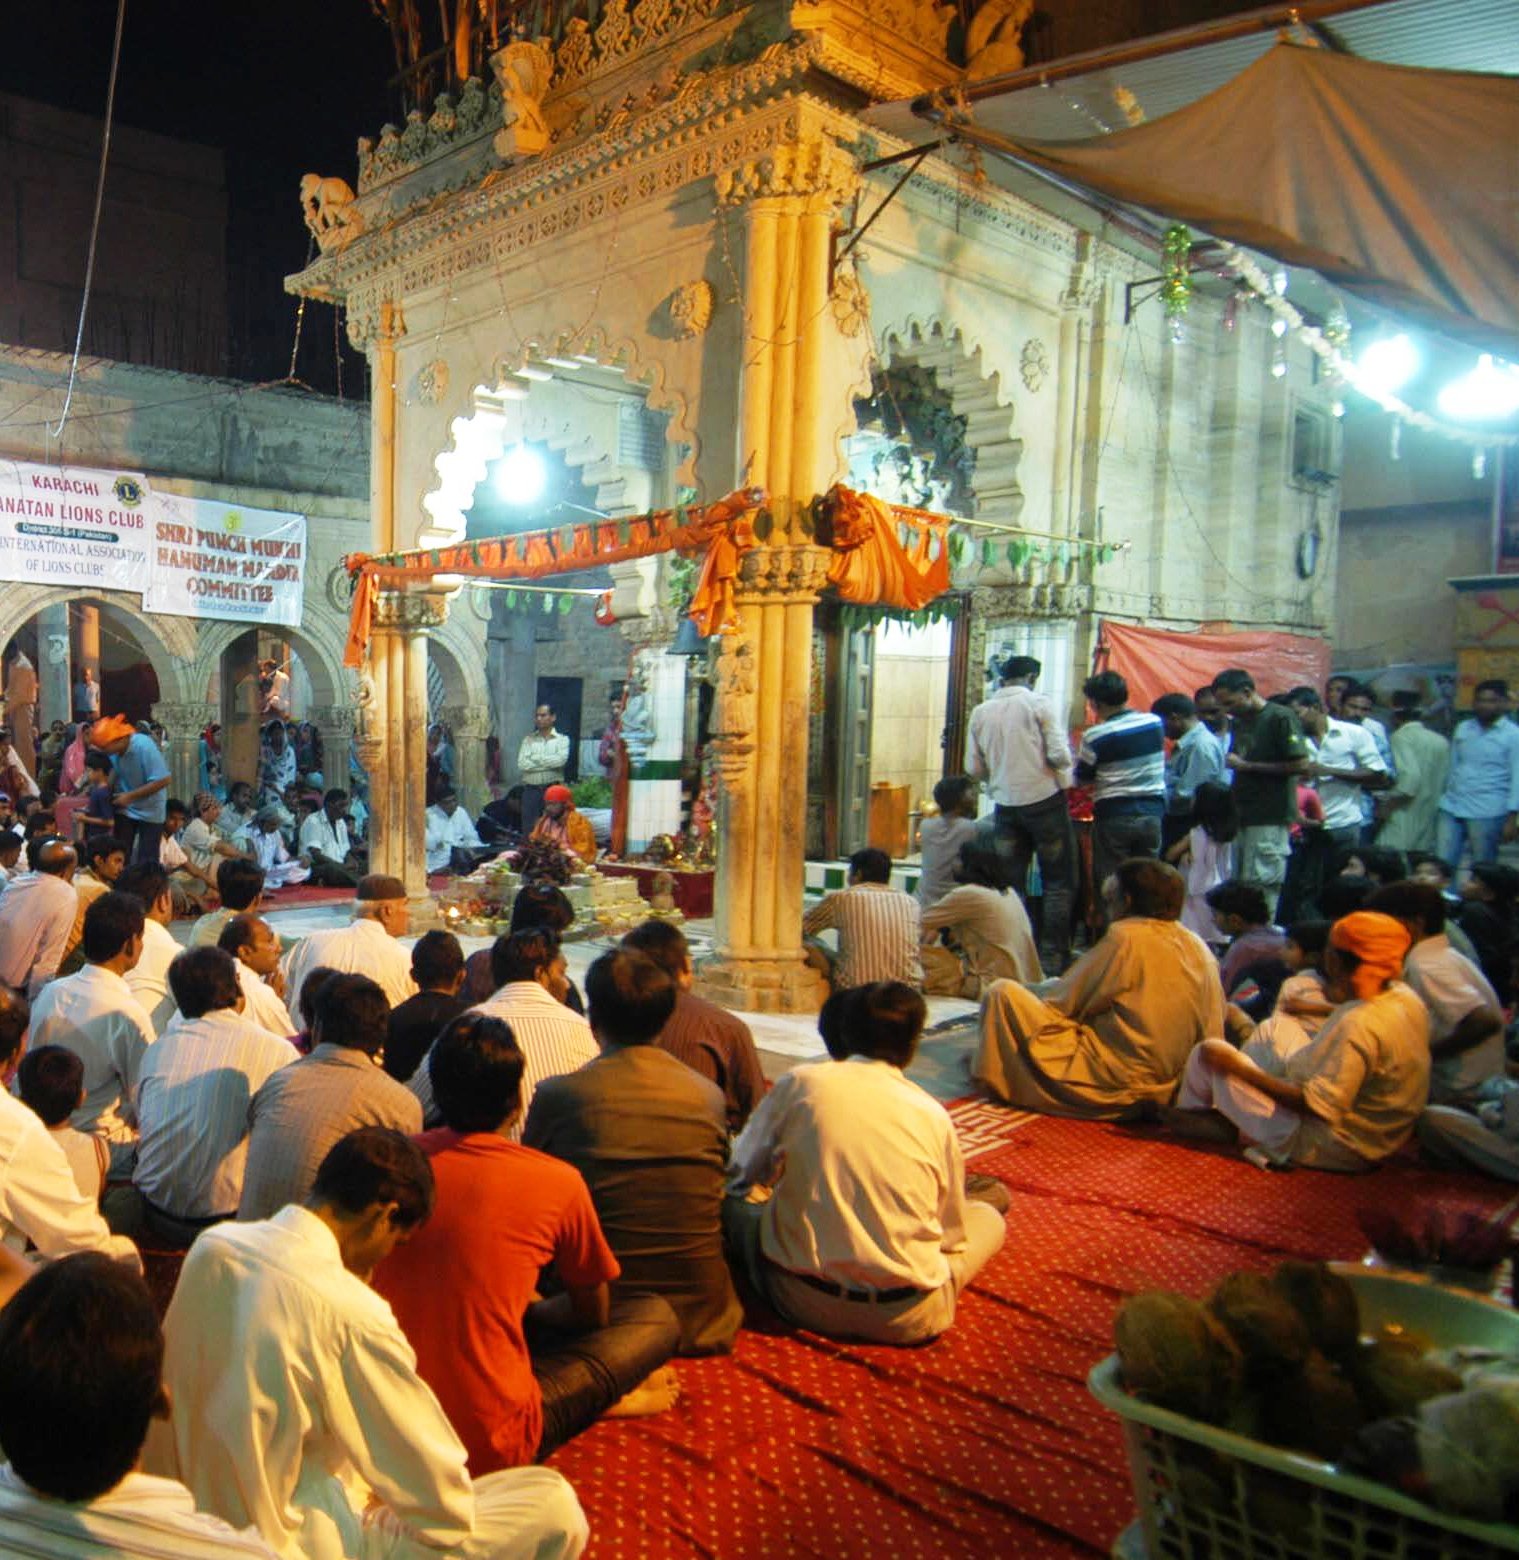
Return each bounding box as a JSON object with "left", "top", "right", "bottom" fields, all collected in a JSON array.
[
  {"left": 556, "top": 18, "right": 594, "bottom": 82},
  {"left": 399, "top": 110, "right": 430, "bottom": 162},
  {"left": 736, "top": 544, "right": 832, "bottom": 602},
  {"left": 373, "top": 590, "right": 451, "bottom": 632},
  {"left": 966, "top": 0, "right": 1034, "bottom": 79},
  {"left": 715, "top": 137, "right": 861, "bottom": 208},
  {"left": 492, "top": 40, "right": 555, "bottom": 160},
  {"left": 325, "top": 563, "right": 357, "bottom": 613},
  {"left": 632, "top": 0, "right": 674, "bottom": 42},
  {"left": 357, "top": 78, "right": 499, "bottom": 191},
  {"left": 1019, "top": 337, "right": 1050, "bottom": 392},
  {"left": 830, "top": 261, "right": 869, "bottom": 337},
  {"left": 414, "top": 358, "right": 450, "bottom": 404},
  {"left": 594, "top": 0, "right": 634, "bottom": 61},
  {"left": 665, "top": 280, "right": 714, "bottom": 339},
  {"left": 705, "top": 635, "right": 757, "bottom": 783},
  {"left": 307, "top": 703, "right": 356, "bottom": 737},
  {"left": 300, "top": 174, "right": 364, "bottom": 254},
  {"left": 150, "top": 700, "right": 219, "bottom": 736}
]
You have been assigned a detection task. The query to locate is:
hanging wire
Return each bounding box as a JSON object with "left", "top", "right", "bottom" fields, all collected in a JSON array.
[{"left": 49, "top": 0, "right": 129, "bottom": 441}]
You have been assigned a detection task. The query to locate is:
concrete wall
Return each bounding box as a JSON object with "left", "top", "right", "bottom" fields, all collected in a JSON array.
[{"left": 0, "top": 95, "right": 228, "bottom": 376}]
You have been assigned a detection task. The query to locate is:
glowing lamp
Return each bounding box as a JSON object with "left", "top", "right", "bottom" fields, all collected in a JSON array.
[
  {"left": 495, "top": 444, "right": 547, "bottom": 505},
  {"left": 1436, "top": 355, "right": 1519, "bottom": 423}
]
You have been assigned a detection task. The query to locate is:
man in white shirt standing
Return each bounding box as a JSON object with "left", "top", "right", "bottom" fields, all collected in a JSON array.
[
  {"left": 0, "top": 992, "right": 140, "bottom": 1267},
  {"left": 1285, "top": 687, "right": 1389, "bottom": 918},
  {"left": 118, "top": 860, "right": 181, "bottom": 1035},
  {"left": 0, "top": 837, "right": 79, "bottom": 1000},
  {"left": 129, "top": 948, "right": 293, "bottom": 1248},
  {"left": 411, "top": 928, "right": 596, "bottom": 1131},
  {"left": 282, "top": 873, "right": 418, "bottom": 1016},
  {"left": 424, "top": 789, "right": 492, "bottom": 876},
  {"left": 0, "top": 1253, "right": 279, "bottom": 1558},
  {"left": 965, "top": 654, "right": 1076, "bottom": 972},
  {"left": 219, "top": 914, "right": 296, "bottom": 1037},
  {"left": 517, "top": 703, "right": 571, "bottom": 838},
  {"left": 727, "top": 981, "right": 1007, "bottom": 1345},
  {"left": 298, "top": 789, "right": 368, "bottom": 888},
  {"left": 148, "top": 1126, "right": 590, "bottom": 1560},
  {"left": 28, "top": 891, "right": 155, "bottom": 1172}
]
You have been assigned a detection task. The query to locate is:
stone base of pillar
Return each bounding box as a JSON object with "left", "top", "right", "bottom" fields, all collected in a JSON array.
[
  {"left": 407, "top": 894, "right": 442, "bottom": 933},
  {"left": 694, "top": 954, "right": 826, "bottom": 1016}
]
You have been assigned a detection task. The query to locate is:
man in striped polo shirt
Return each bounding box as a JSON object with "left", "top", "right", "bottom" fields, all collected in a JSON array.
[
  {"left": 803, "top": 848, "right": 923, "bottom": 991},
  {"left": 1076, "top": 672, "right": 1166, "bottom": 920}
]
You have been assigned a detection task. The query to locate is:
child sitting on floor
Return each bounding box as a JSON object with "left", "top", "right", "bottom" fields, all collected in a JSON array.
[
  {"left": 1234, "top": 920, "right": 1336, "bottom": 1074},
  {"left": 16, "top": 1045, "right": 107, "bottom": 1203}
]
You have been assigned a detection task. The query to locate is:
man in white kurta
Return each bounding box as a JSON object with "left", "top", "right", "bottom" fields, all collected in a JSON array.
[
  {"left": 120, "top": 862, "right": 181, "bottom": 1035},
  {"left": 423, "top": 792, "right": 489, "bottom": 875},
  {"left": 0, "top": 843, "right": 79, "bottom": 1000},
  {"left": 282, "top": 876, "right": 417, "bottom": 1017},
  {"left": 975, "top": 860, "right": 1224, "bottom": 1119},
  {"left": 219, "top": 914, "right": 297, "bottom": 1037},
  {"left": 147, "top": 1141, "right": 589, "bottom": 1560},
  {"left": 28, "top": 904, "right": 155, "bottom": 1154}
]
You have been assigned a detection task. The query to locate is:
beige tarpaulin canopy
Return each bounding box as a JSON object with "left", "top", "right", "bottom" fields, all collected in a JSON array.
[{"left": 933, "top": 43, "right": 1519, "bottom": 358}]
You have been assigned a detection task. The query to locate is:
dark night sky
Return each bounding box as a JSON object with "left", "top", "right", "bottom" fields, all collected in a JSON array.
[
  {"left": 0, "top": 0, "right": 395, "bottom": 392},
  {"left": 0, "top": 1, "right": 1266, "bottom": 394}
]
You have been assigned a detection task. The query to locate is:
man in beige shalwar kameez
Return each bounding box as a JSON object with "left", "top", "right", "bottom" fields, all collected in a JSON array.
[{"left": 974, "top": 858, "right": 1224, "bottom": 1119}]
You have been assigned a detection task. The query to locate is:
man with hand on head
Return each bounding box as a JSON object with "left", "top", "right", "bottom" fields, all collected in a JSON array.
[
  {"left": 0, "top": 837, "right": 79, "bottom": 1000},
  {"left": 118, "top": 862, "right": 180, "bottom": 1035}
]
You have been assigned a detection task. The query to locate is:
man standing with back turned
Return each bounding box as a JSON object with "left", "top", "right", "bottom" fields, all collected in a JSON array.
[{"left": 966, "top": 655, "right": 1075, "bottom": 972}]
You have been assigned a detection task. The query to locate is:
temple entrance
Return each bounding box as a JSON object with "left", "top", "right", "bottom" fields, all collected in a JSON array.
[{"left": 215, "top": 630, "right": 334, "bottom": 798}]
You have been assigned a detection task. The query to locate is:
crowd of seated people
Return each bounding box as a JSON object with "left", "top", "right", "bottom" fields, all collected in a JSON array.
[{"left": 0, "top": 664, "right": 1516, "bottom": 1555}]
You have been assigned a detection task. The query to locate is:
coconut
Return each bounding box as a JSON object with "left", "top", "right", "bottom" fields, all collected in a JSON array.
[
  {"left": 1271, "top": 1261, "right": 1360, "bottom": 1365},
  {"left": 1207, "top": 1272, "right": 1311, "bottom": 1388},
  {"left": 1115, "top": 1290, "right": 1241, "bottom": 1425}
]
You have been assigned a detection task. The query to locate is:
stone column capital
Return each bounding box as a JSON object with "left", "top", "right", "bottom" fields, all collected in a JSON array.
[
  {"left": 307, "top": 703, "right": 356, "bottom": 736},
  {"left": 150, "top": 700, "right": 219, "bottom": 737},
  {"left": 441, "top": 704, "right": 492, "bottom": 739},
  {"left": 735, "top": 543, "right": 832, "bottom": 605},
  {"left": 373, "top": 589, "right": 451, "bottom": 632},
  {"left": 715, "top": 137, "right": 861, "bottom": 214}
]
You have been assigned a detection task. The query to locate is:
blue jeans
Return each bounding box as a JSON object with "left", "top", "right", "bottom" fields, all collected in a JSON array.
[{"left": 1437, "top": 811, "right": 1506, "bottom": 871}]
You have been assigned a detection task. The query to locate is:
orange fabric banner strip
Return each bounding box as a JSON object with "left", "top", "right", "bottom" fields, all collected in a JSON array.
[{"left": 341, "top": 489, "right": 766, "bottom": 667}]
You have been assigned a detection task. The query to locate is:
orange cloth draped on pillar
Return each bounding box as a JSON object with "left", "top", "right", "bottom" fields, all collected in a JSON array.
[{"left": 820, "top": 486, "right": 950, "bottom": 611}]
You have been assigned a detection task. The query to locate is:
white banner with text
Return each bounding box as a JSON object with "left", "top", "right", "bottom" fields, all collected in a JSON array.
[{"left": 0, "top": 459, "right": 306, "bottom": 628}]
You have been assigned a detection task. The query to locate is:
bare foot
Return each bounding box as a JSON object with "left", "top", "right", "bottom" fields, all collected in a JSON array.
[{"left": 605, "top": 1365, "right": 680, "bottom": 1419}]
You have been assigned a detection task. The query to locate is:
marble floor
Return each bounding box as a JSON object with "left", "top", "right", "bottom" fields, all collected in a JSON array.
[{"left": 242, "top": 900, "right": 982, "bottom": 1095}]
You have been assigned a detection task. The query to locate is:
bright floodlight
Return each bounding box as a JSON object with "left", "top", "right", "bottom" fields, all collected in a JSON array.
[
  {"left": 495, "top": 444, "right": 547, "bottom": 505},
  {"left": 1355, "top": 333, "right": 1418, "bottom": 395},
  {"left": 1437, "top": 354, "right": 1519, "bottom": 423}
]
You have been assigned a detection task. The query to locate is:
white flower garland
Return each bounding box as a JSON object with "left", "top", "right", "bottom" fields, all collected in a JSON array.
[{"left": 1225, "top": 246, "right": 1517, "bottom": 449}]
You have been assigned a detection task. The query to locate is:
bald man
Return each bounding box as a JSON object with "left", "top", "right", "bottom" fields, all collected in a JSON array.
[{"left": 0, "top": 839, "right": 78, "bottom": 1000}]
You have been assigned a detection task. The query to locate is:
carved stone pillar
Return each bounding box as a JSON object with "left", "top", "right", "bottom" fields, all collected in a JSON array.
[
  {"left": 368, "top": 590, "right": 449, "bottom": 908},
  {"left": 151, "top": 701, "right": 218, "bottom": 803},
  {"left": 694, "top": 138, "right": 860, "bottom": 1013},
  {"left": 698, "top": 545, "right": 831, "bottom": 1014},
  {"left": 442, "top": 703, "right": 491, "bottom": 816},
  {"left": 308, "top": 704, "right": 355, "bottom": 801}
]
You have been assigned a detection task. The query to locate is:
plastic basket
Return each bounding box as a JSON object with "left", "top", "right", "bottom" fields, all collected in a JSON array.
[{"left": 1088, "top": 1265, "right": 1519, "bottom": 1559}]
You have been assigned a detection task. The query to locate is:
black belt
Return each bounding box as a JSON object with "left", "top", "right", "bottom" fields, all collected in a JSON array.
[{"left": 777, "top": 1266, "right": 925, "bottom": 1305}]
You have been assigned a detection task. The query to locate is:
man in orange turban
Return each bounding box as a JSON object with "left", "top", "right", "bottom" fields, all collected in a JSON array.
[
  {"left": 1169, "top": 910, "right": 1431, "bottom": 1171},
  {"left": 529, "top": 784, "right": 597, "bottom": 866}
]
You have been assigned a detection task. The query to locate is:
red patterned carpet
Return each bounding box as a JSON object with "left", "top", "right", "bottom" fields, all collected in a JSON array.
[{"left": 546, "top": 1109, "right": 1514, "bottom": 1559}]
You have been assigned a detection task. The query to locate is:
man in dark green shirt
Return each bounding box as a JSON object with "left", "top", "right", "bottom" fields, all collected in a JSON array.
[{"left": 1213, "top": 669, "right": 1309, "bottom": 916}]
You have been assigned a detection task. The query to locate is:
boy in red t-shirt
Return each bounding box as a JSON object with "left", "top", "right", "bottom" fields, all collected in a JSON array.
[{"left": 374, "top": 1012, "right": 680, "bottom": 1470}]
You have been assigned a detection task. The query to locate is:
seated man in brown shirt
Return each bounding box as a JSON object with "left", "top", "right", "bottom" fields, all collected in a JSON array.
[
  {"left": 620, "top": 921, "right": 766, "bottom": 1132},
  {"left": 523, "top": 948, "right": 741, "bottom": 1355}
]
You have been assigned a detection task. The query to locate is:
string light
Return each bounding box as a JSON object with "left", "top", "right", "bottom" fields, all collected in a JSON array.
[{"left": 1224, "top": 246, "right": 1518, "bottom": 448}]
